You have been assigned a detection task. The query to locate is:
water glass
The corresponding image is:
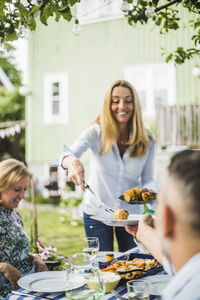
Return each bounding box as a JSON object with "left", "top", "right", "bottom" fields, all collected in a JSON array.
[
  {"left": 127, "top": 280, "right": 150, "bottom": 300},
  {"left": 83, "top": 237, "right": 99, "bottom": 259},
  {"left": 65, "top": 253, "right": 104, "bottom": 300}
]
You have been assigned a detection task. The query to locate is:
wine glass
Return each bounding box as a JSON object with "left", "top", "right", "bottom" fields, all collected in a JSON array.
[
  {"left": 65, "top": 253, "right": 104, "bottom": 300},
  {"left": 83, "top": 237, "right": 99, "bottom": 259}
]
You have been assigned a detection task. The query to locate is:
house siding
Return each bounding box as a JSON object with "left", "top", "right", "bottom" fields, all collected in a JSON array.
[{"left": 26, "top": 9, "right": 200, "bottom": 182}]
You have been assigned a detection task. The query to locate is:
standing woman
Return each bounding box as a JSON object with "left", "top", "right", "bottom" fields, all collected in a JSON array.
[
  {"left": 60, "top": 80, "right": 157, "bottom": 252},
  {"left": 0, "top": 159, "right": 47, "bottom": 299}
]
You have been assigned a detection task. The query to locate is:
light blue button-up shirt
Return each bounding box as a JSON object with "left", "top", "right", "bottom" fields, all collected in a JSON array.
[
  {"left": 60, "top": 123, "right": 157, "bottom": 216},
  {"left": 162, "top": 252, "right": 200, "bottom": 300}
]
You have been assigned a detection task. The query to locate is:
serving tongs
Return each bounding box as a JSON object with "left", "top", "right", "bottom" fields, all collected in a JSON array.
[{"left": 84, "top": 183, "right": 115, "bottom": 216}]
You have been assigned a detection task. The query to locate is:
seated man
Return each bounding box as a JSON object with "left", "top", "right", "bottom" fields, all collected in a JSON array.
[{"left": 126, "top": 149, "right": 200, "bottom": 300}]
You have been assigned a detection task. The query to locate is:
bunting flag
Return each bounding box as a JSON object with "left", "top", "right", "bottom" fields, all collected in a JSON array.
[{"left": 0, "top": 120, "right": 26, "bottom": 139}]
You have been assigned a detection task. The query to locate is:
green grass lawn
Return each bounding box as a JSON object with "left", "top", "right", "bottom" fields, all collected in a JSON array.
[
  {"left": 19, "top": 205, "right": 85, "bottom": 257},
  {"left": 19, "top": 201, "right": 121, "bottom": 258}
]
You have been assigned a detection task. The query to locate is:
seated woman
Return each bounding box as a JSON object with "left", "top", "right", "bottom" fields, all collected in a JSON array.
[{"left": 0, "top": 159, "right": 48, "bottom": 299}]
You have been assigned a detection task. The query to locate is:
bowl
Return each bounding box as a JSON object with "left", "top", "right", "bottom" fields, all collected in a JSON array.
[
  {"left": 45, "top": 260, "right": 61, "bottom": 271},
  {"left": 86, "top": 271, "right": 121, "bottom": 293}
]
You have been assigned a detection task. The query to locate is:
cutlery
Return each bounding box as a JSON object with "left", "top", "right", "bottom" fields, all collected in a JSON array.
[
  {"left": 84, "top": 183, "right": 115, "bottom": 215},
  {"left": 12, "top": 290, "right": 53, "bottom": 299},
  {"left": 111, "top": 289, "right": 127, "bottom": 299}
]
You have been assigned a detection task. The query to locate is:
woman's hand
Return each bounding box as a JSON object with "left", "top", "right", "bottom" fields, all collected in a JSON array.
[
  {"left": 62, "top": 156, "right": 85, "bottom": 191},
  {"left": 30, "top": 255, "right": 48, "bottom": 272},
  {"left": 0, "top": 262, "right": 20, "bottom": 290}
]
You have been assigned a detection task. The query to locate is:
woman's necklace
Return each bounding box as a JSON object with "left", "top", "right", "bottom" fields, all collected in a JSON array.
[
  {"left": 117, "top": 137, "right": 129, "bottom": 157},
  {"left": 118, "top": 134, "right": 129, "bottom": 145},
  {"left": 118, "top": 139, "right": 128, "bottom": 145}
]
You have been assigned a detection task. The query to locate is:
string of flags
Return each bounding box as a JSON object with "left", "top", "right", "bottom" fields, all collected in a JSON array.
[{"left": 0, "top": 120, "right": 26, "bottom": 139}]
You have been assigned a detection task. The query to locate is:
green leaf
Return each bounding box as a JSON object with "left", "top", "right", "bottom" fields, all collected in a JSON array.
[
  {"left": 5, "top": 30, "right": 18, "bottom": 41},
  {"left": 18, "top": 3, "right": 29, "bottom": 18},
  {"left": 68, "top": 0, "right": 80, "bottom": 5},
  {"left": 31, "top": 6, "right": 40, "bottom": 14},
  {"left": 40, "top": 3, "right": 53, "bottom": 26},
  {"left": 28, "top": 17, "right": 36, "bottom": 31},
  {"left": 0, "top": 0, "right": 6, "bottom": 16},
  {"left": 54, "top": 11, "right": 61, "bottom": 22},
  {"left": 61, "top": 7, "right": 72, "bottom": 22},
  {"left": 166, "top": 53, "right": 173, "bottom": 63}
]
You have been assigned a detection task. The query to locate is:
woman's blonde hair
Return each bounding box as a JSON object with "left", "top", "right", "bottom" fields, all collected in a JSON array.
[
  {"left": 0, "top": 159, "right": 32, "bottom": 193},
  {"left": 95, "top": 80, "right": 150, "bottom": 157}
]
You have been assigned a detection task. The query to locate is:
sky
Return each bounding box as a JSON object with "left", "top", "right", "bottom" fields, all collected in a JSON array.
[{"left": 12, "top": 38, "right": 28, "bottom": 85}]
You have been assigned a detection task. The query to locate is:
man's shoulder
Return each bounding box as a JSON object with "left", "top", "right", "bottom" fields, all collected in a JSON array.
[{"left": 162, "top": 253, "right": 200, "bottom": 300}]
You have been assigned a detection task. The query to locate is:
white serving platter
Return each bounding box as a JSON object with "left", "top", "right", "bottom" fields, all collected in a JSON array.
[{"left": 91, "top": 214, "right": 141, "bottom": 227}]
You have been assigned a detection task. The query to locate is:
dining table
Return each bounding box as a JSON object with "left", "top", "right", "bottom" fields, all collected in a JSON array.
[{"left": 4, "top": 247, "right": 171, "bottom": 300}]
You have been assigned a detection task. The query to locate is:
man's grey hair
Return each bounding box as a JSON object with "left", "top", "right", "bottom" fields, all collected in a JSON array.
[{"left": 168, "top": 149, "right": 200, "bottom": 233}]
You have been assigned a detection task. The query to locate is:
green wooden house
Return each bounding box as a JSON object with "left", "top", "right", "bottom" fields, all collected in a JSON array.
[{"left": 26, "top": 0, "right": 200, "bottom": 193}]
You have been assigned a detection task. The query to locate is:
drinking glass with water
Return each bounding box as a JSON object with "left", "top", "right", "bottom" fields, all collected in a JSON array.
[
  {"left": 65, "top": 253, "right": 104, "bottom": 300},
  {"left": 127, "top": 280, "right": 150, "bottom": 300}
]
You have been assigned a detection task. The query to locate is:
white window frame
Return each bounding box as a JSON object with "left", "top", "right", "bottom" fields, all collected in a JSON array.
[
  {"left": 77, "top": 0, "right": 124, "bottom": 25},
  {"left": 124, "top": 63, "right": 176, "bottom": 118},
  {"left": 43, "top": 72, "right": 69, "bottom": 125}
]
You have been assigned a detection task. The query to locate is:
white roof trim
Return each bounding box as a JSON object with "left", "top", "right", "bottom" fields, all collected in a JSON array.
[{"left": 0, "top": 67, "right": 14, "bottom": 91}]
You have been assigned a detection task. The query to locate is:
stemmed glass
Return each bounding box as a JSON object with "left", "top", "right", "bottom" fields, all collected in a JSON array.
[{"left": 83, "top": 237, "right": 99, "bottom": 259}]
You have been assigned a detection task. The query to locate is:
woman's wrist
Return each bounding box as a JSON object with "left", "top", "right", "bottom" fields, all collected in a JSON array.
[{"left": 62, "top": 155, "right": 77, "bottom": 170}]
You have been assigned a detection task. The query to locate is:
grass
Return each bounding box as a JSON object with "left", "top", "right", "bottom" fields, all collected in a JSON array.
[
  {"left": 18, "top": 201, "right": 120, "bottom": 258},
  {"left": 18, "top": 205, "right": 85, "bottom": 257}
]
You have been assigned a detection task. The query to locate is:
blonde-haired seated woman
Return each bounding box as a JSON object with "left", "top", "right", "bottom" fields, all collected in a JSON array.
[
  {"left": 60, "top": 80, "right": 157, "bottom": 252},
  {"left": 0, "top": 159, "right": 48, "bottom": 299}
]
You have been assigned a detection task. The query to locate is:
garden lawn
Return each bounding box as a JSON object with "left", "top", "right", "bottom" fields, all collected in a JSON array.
[{"left": 18, "top": 205, "right": 85, "bottom": 257}]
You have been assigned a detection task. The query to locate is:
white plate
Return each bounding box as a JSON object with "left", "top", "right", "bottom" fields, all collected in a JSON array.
[
  {"left": 135, "top": 274, "right": 172, "bottom": 296},
  {"left": 91, "top": 214, "right": 141, "bottom": 227},
  {"left": 18, "top": 271, "right": 85, "bottom": 293}
]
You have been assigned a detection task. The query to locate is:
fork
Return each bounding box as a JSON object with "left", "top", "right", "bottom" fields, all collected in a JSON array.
[{"left": 84, "top": 183, "right": 115, "bottom": 215}]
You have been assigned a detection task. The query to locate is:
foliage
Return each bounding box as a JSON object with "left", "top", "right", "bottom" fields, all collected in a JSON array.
[
  {"left": 0, "top": 43, "right": 25, "bottom": 161},
  {"left": 27, "top": 194, "right": 62, "bottom": 205},
  {"left": 1, "top": 0, "right": 199, "bottom": 64},
  {"left": 0, "top": 88, "right": 25, "bottom": 161},
  {"left": 60, "top": 197, "right": 82, "bottom": 208},
  {"left": 126, "top": 0, "right": 200, "bottom": 64},
  {"left": 0, "top": 44, "right": 22, "bottom": 85},
  {"left": 0, "top": 0, "right": 80, "bottom": 42},
  {"left": 35, "top": 240, "right": 68, "bottom": 270},
  {"left": 27, "top": 194, "right": 81, "bottom": 207}
]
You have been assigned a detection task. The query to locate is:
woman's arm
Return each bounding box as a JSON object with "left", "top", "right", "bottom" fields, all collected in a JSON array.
[
  {"left": 125, "top": 214, "right": 163, "bottom": 264},
  {"left": 61, "top": 155, "right": 85, "bottom": 191},
  {"left": 0, "top": 262, "right": 20, "bottom": 290},
  {"left": 60, "top": 123, "right": 100, "bottom": 191},
  {"left": 29, "top": 254, "right": 48, "bottom": 272}
]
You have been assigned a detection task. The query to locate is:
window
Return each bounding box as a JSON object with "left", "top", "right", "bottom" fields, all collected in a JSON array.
[
  {"left": 43, "top": 73, "right": 69, "bottom": 125},
  {"left": 77, "top": 0, "right": 123, "bottom": 24},
  {"left": 124, "top": 63, "right": 176, "bottom": 117}
]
